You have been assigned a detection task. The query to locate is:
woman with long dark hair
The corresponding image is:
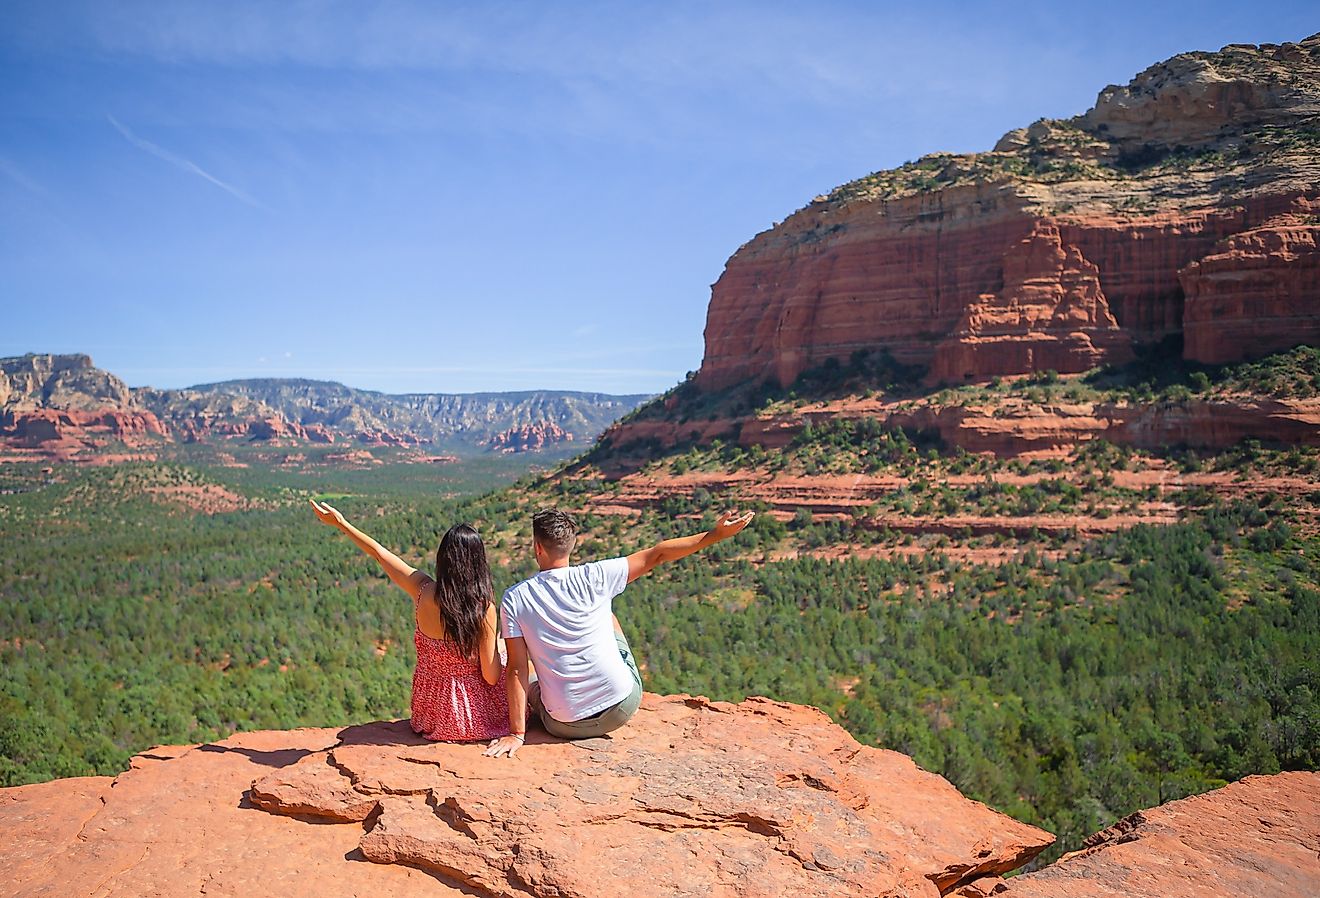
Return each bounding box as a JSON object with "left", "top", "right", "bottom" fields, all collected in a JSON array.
[{"left": 310, "top": 500, "right": 509, "bottom": 741}]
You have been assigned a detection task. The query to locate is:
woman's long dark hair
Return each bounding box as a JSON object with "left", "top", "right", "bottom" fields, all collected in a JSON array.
[{"left": 431, "top": 523, "right": 493, "bottom": 658}]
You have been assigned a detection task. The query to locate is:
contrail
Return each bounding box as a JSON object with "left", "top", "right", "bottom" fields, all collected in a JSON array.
[{"left": 107, "top": 115, "right": 266, "bottom": 209}]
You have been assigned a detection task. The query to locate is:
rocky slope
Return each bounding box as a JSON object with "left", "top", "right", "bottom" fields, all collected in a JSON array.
[
  {"left": 2, "top": 695, "right": 1314, "bottom": 898},
  {"left": 0, "top": 354, "right": 648, "bottom": 459},
  {"left": 953, "top": 771, "right": 1320, "bottom": 898},
  {"left": 696, "top": 35, "right": 1320, "bottom": 391}
]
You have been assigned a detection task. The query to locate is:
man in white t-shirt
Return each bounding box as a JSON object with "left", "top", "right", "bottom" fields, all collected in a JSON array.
[{"left": 484, "top": 507, "right": 754, "bottom": 757}]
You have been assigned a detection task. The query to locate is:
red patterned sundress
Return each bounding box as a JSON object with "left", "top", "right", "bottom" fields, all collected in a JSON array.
[{"left": 410, "top": 584, "right": 510, "bottom": 742}]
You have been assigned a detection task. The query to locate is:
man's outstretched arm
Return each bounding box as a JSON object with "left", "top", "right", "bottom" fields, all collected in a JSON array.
[{"left": 625, "top": 511, "right": 754, "bottom": 583}]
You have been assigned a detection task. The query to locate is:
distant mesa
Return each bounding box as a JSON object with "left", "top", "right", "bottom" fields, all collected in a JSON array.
[
  {"left": 0, "top": 352, "right": 649, "bottom": 461},
  {"left": 598, "top": 34, "right": 1320, "bottom": 461},
  {"left": 695, "top": 34, "right": 1320, "bottom": 391}
]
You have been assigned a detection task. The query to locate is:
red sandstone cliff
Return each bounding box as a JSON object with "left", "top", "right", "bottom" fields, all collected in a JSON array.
[
  {"left": 931, "top": 222, "right": 1133, "bottom": 382},
  {"left": 696, "top": 35, "right": 1320, "bottom": 390},
  {"left": 1181, "top": 205, "right": 1320, "bottom": 363}
]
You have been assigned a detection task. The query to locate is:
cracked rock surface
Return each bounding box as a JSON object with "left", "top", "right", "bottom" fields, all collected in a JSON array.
[
  {"left": 0, "top": 729, "right": 436, "bottom": 898},
  {"left": 3, "top": 695, "right": 1317, "bottom": 898},
  {"left": 249, "top": 694, "right": 1053, "bottom": 897}
]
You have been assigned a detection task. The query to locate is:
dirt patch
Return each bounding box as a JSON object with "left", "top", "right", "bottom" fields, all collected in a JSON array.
[{"left": 146, "top": 483, "right": 256, "bottom": 514}]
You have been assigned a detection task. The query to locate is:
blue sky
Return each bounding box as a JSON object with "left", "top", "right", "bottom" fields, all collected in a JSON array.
[{"left": 2, "top": 2, "right": 1315, "bottom": 395}]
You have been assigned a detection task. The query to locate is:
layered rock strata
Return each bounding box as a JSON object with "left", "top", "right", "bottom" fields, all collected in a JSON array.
[
  {"left": 0, "top": 354, "right": 645, "bottom": 458},
  {"left": 485, "top": 421, "right": 574, "bottom": 452},
  {"left": 1181, "top": 206, "right": 1320, "bottom": 363},
  {"left": 600, "top": 393, "right": 1320, "bottom": 459},
  {"left": 931, "top": 223, "right": 1132, "bottom": 382}
]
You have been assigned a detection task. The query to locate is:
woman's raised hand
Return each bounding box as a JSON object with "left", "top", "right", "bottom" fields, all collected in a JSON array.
[{"left": 310, "top": 499, "right": 347, "bottom": 529}]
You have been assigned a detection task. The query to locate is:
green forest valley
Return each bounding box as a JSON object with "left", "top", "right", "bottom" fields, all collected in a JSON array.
[{"left": 3, "top": 350, "right": 1318, "bottom": 866}]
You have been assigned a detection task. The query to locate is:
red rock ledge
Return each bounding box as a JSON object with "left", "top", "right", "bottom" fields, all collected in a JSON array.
[
  {"left": 2, "top": 695, "right": 1315, "bottom": 898},
  {"left": 954, "top": 770, "right": 1320, "bottom": 898}
]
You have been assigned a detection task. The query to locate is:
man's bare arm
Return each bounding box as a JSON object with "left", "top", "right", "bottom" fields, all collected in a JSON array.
[
  {"left": 625, "top": 511, "right": 754, "bottom": 583},
  {"left": 485, "top": 636, "right": 530, "bottom": 758}
]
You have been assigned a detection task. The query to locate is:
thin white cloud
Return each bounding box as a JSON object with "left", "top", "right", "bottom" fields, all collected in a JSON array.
[
  {"left": 107, "top": 114, "right": 266, "bottom": 209},
  {"left": 0, "top": 156, "right": 47, "bottom": 194}
]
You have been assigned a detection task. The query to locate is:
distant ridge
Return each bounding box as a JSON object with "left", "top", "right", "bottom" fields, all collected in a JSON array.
[{"left": 0, "top": 352, "right": 651, "bottom": 457}]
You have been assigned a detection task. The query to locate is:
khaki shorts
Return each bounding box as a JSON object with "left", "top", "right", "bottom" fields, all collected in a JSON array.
[{"left": 528, "top": 631, "right": 643, "bottom": 740}]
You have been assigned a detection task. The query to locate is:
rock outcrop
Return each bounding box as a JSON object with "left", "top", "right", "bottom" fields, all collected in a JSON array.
[
  {"left": 600, "top": 393, "right": 1320, "bottom": 460},
  {"left": 953, "top": 771, "right": 1320, "bottom": 898},
  {"left": 695, "top": 35, "right": 1320, "bottom": 390},
  {"left": 251, "top": 695, "right": 1052, "bottom": 897},
  {"left": 485, "top": 421, "right": 574, "bottom": 452},
  {"left": 0, "top": 352, "right": 133, "bottom": 410},
  {"left": 2, "top": 697, "right": 1316, "bottom": 898},
  {"left": 931, "top": 223, "right": 1133, "bottom": 382},
  {"left": 0, "top": 407, "right": 168, "bottom": 450},
  {"left": 0, "top": 730, "right": 432, "bottom": 898}
]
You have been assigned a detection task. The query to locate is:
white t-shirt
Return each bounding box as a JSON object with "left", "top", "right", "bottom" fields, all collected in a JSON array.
[{"left": 501, "top": 557, "right": 633, "bottom": 722}]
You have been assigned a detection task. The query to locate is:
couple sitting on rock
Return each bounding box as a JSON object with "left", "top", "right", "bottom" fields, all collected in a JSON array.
[{"left": 311, "top": 502, "right": 754, "bottom": 757}]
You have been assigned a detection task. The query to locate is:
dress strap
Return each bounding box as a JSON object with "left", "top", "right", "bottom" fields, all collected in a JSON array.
[{"left": 415, "top": 576, "right": 434, "bottom": 606}]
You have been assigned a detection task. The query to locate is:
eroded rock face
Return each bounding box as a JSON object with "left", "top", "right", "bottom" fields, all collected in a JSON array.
[
  {"left": 0, "top": 408, "right": 169, "bottom": 450},
  {"left": 251, "top": 695, "right": 1053, "bottom": 897},
  {"left": 1181, "top": 206, "right": 1320, "bottom": 364},
  {"left": 1080, "top": 38, "right": 1320, "bottom": 147},
  {"left": 932, "top": 223, "right": 1132, "bottom": 382},
  {"left": 953, "top": 771, "right": 1320, "bottom": 898},
  {"left": 600, "top": 394, "right": 1320, "bottom": 460},
  {"left": 0, "top": 352, "right": 134, "bottom": 410}
]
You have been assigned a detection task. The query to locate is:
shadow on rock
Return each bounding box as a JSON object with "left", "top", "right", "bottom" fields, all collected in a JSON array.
[{"left": 198, "top": 743, "right": 313, "bottom": 769}]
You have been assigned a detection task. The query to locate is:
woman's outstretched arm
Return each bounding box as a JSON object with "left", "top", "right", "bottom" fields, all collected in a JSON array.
[{"left": 310, "top": 499, "right": 426, "bottom": 597}]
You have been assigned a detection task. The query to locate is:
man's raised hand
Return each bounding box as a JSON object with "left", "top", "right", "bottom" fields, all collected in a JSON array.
[{"left": 712, "top": 511, "right": 755, "bottom": 542}]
